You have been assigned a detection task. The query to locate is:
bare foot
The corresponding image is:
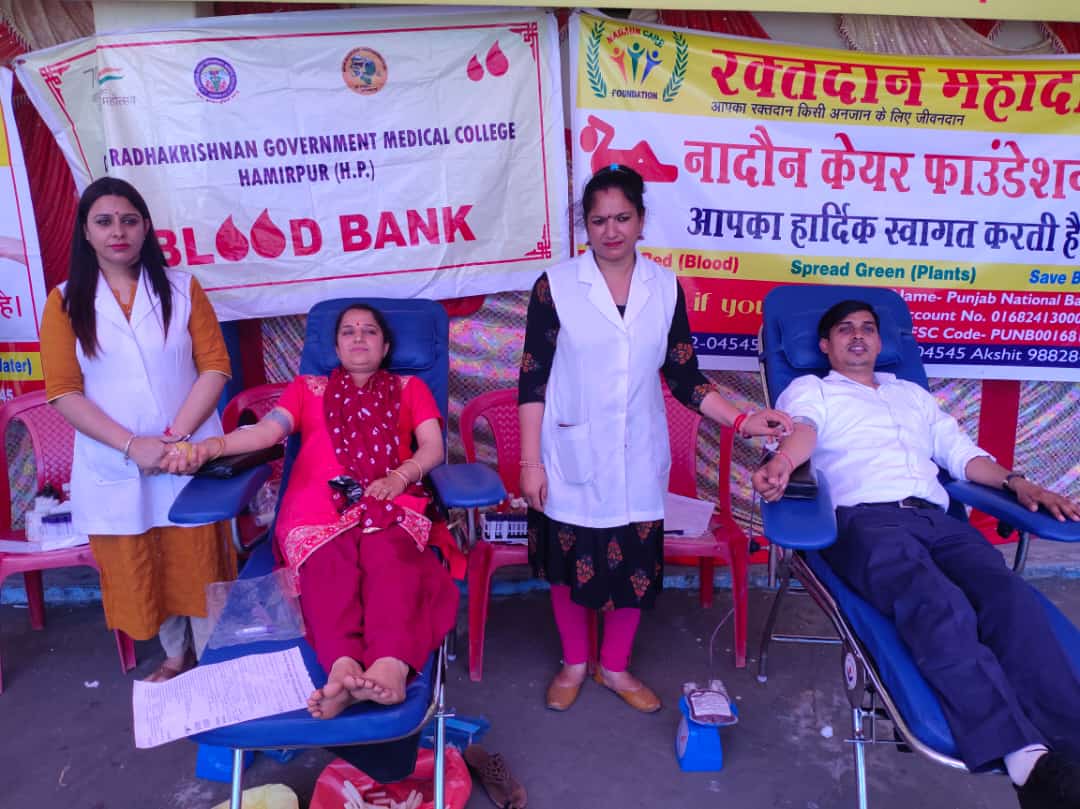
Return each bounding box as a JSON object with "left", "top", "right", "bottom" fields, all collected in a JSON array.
[
  {"left": 551, "top": 662, "right": 587, "bottom": 688},
  {"left": 307, "top": 656, "right": 364, "bottom": 719},
  {"left": 344, "top": 656, "right": 409, "bottom": 705},
  {"left": 143, "top": 651, "right": 195, "bottom": 683}
]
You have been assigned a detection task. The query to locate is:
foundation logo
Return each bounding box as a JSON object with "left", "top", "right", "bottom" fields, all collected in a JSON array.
[
  {"left": 341, "top": 47, "right": 388, "bottom": 95},
  {"left": 586, "top": 19, "right": 687, "bottom": 104},
  {"left": 194, "top": 57, "right": 238, "bottom": 102}
]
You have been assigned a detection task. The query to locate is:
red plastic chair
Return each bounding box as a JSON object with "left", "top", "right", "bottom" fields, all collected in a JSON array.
[
  {"left": 460, "top": 389, "right": 529, "bottom": 682},
  {"left": 220, "top": 382, "right": 288, "bottom": 550},
  {"left": 0, "top": 390, "right": 135, "bottom": 693},
  {"left": 661, "top": 385, "right": 750, "bottom": 669}
]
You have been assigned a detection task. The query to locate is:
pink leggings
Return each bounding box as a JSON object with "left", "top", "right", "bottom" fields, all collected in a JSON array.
[{"left": 550, "top": 584, "right": 640, "bottom": 672}]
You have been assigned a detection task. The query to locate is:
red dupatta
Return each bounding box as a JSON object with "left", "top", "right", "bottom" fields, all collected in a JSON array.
[{"left": 280, "top": 368, "right": 431, "bottom": 574}]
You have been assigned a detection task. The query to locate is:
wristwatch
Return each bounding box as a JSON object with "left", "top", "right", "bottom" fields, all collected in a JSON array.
[{"left": 1002, "top": 471, "right": 1026, "bottom": 492}]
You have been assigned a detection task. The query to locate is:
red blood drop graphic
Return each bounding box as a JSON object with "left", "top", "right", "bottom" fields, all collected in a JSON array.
[
  {"left": 215, "top": 215, "right": 249, "bottom": 261},
  {"left": 250, "top": 209, "right": 287, "bottom": 258},
  {"left": 466, "top": 54, "right": 483, "bottom": 82},
  {"left": 485, "top": 41, "right": 508, "bottom": 77}
]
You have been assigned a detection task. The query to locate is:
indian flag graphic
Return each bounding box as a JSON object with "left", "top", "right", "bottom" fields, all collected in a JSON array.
[{"left": 97, "top": 67, "right": 122, "bottom": 85}]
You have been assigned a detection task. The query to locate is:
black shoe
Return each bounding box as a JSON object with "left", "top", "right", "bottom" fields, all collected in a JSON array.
[{"left": 1016, "top": 752, "right": 1080, "bottom": 809}]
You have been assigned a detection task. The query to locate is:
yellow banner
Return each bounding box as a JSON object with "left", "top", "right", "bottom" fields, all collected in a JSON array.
[
  {"left": 576, "top": 18, "right": 1080, "bottom": 134},
  {"left": 0, "top": 352, "right": 43, "bottom": 382},
  {"left": 570, "top": 13, "right": 1080, "bottom": 380}
]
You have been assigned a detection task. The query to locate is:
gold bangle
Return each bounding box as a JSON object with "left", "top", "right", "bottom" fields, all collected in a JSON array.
[
  {"left": 403, "top": 457, "right": 424, "bottom": 481},
  {"left": 388, "top": 468, "right": 410, "bottom": 489},
  {"left": 211, "top": 436, "right": 227, "bottom": 460}
]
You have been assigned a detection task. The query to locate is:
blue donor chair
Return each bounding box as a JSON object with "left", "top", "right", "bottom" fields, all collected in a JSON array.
[
  {"left": 169, "top": 298, "right": 505, "bottom": 809},
  {"left": 754, "top": 284, "right": 1080, "bottom": 809}
]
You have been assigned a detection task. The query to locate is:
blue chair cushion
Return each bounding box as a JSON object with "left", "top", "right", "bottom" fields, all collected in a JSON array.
[
  {"left": 778, "top": 305, "right": 904, "bottom": 372},
  {"left": 761, "top": 285, "right": 928, "bottom": 398},
  {"left": 429, "top": 462, "right": 506, "bottom": 509},
  {"left": 191, "top": 541, "right": 435, "bottom": 750},
  {"left": 805, "top": 550, "right": 1080, "bottom": 759},
  {"left": 302, "top": 298, "right": 443, "bottom": 377}
]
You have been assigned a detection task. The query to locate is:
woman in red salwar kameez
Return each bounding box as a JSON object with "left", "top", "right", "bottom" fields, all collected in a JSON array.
[{"left": 176, "top": 304, "right": 458, "bottom": 719}]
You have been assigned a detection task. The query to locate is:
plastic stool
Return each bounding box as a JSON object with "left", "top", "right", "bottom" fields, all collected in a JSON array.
[{"left": 197, "top": 743, "right": 253, "bottom": 782}]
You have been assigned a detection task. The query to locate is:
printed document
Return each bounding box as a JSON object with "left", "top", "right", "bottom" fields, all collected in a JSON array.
[
  {"left": 133, "top": 647, "right": 314, "bottom": 748},
  {"left": 663, "top": 491, "right": 716, "bottom": 538}
]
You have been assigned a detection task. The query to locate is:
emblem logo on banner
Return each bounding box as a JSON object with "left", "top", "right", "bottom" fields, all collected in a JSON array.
[
  {"left": 194, "top": 57, "right": 238, "bottom": 102},
  {"left": 341, "top": 48, "right": 388, "bottom": 95}
]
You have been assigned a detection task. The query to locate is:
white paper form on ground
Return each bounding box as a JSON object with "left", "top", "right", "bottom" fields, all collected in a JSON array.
[
  {"left": 663, "top": 492, "right": 717, "bottom": 539},
  {"left": 132, "top": 647, "right": 315, "bottom": 749}
]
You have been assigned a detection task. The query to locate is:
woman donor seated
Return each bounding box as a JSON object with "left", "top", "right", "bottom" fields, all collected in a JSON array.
[{"left": 171, "top": 304, "right": 458, "bottom": 718}]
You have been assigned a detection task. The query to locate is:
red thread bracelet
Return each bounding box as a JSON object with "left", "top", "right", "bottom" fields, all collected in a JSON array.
[
  {"left": 776, "top": 449, "right": 796, "bottom": 472},
  {"left": 733, "top": 412, "right": 748, "bottom": 436}
]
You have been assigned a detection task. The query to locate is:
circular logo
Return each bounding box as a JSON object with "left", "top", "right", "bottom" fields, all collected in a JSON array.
[
  {"left": 844, "top": 652, "right": 859, "bottom": 690},
  {"left": 194, "top": 57, "right": 238, "bottom": 102},
  {"left": 341, "top": 47, "right": 388, "bottom": 95}
]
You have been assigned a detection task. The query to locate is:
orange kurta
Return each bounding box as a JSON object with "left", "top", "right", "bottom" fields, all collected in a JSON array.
[{"left": 39, "top": 276, "right": 235, "bottom": 639}]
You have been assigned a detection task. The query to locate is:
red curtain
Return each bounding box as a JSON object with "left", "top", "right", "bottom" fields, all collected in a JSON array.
[
  {"left": 1, "top": 26, "right": 78, "bottom": 292},
  {"left": 658, "top": 10, "right": 770, "bottom": 39},
  {"left": 213, "top": 2, "right": 341, "bottom": 13},
  {"left": 1045, "top": 22, "right": 1080, "bottom": 52},
  {"left": 964, "top": 19, "right": 1000, "bottom": 38}
]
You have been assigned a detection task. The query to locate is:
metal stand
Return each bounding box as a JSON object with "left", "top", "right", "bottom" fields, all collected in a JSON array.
[{"left": 229, "top": 748, "right": 244, "bottom": 809}]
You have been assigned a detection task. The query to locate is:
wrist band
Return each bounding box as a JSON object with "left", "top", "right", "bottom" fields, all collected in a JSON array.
[
  {"left": 403, "top": 457, "right": 424, "bottom": 481},
  {"left": 122, "top": 433, "right": 137, "bottom": 461},
  {"left": 388, "top": 468, "right": 410, "bottom": 489},
  {"left": 519, "top": 460, "right": 545, "bottom": 469},
  {"left": 732, "top": 412, "right": 748, "bottom": 436},
  {"left": 777, "top": 445, "right": 794, "bottom": 470}
]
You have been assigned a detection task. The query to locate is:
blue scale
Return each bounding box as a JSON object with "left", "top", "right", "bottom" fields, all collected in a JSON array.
[{"left": 675, "top": 696, "right": 738, "bottom": 772}]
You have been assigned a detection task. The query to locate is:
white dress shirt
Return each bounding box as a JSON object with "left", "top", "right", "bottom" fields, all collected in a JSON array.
[{"left": 776, "top": 371, "right": 991, "bottom": 509}]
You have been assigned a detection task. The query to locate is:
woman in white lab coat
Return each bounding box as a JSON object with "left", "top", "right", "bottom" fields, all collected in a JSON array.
[
  {"left": 519, "top": 165, "right": 790, "bottom": 713},
  {"left": 40, "top": 177, "right": 235, "bottom": 682}
]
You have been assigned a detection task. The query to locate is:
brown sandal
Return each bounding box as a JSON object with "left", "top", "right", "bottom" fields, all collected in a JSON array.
[
  {"left": 463, "top": 744, "right": 527, "bottom": 809},
  {"left": 142, "top": 650, "right": 196, "bottom": 683}
]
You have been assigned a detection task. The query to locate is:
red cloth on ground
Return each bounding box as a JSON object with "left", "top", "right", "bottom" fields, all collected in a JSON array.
[{"left": 298, "top": 524, "right": 459, "bottom": 673}]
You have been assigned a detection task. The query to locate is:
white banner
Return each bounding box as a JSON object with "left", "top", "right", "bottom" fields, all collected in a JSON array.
[
  {"left": 15, "top": 8, "right": 569, "bottom": 321},
  {"left": 0, "top": 68, "right": 47, "bottom": 400}
]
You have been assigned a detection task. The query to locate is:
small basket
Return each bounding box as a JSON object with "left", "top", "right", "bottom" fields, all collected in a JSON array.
[{"left": 480, "top": 512, "right": 528, "bottom": 544}]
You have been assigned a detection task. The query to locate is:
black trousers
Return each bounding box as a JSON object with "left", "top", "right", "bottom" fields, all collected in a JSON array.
[{"left": 821, "top": 503, "right": 1080, "bottom": 771}]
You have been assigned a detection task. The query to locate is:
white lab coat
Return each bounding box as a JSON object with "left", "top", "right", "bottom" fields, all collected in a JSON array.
[
  {"left": 541, "top": 251, "right": 677, "bottom": 528},
  {"left": 64, "top": 269, "right": 222, "bottom": 535}
]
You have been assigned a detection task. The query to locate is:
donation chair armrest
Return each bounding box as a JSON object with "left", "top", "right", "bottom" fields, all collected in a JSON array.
[
  {"left": 429, "top": 462, "right": 507, "bottom": 510},
  {"left": 944, "top": 480, "right": 1080, "bottom": 543},
  {"left": 168, "top": 465, "right": 273, "bottom": 525},
  {"left": 761, "top": 475, "right": 838, "bottom": 550}
]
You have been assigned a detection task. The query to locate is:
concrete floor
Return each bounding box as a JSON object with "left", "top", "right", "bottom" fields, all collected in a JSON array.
[{"left": 6, "top": 568, "right": 1078, "bottom": 809}]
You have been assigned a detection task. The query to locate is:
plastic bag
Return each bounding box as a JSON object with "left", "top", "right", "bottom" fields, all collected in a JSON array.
[
  {"left": 251, "top": 478, "right": 281, "bottom": 527},
  {"left": 205, "top": 568, "right": 306, "bottom": 649},
  {"left": 210, "top": 784, "right": 298, "bottom": 809},
  {"left": 310, "top": 748, "right": 471, "bottom": 809}
]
